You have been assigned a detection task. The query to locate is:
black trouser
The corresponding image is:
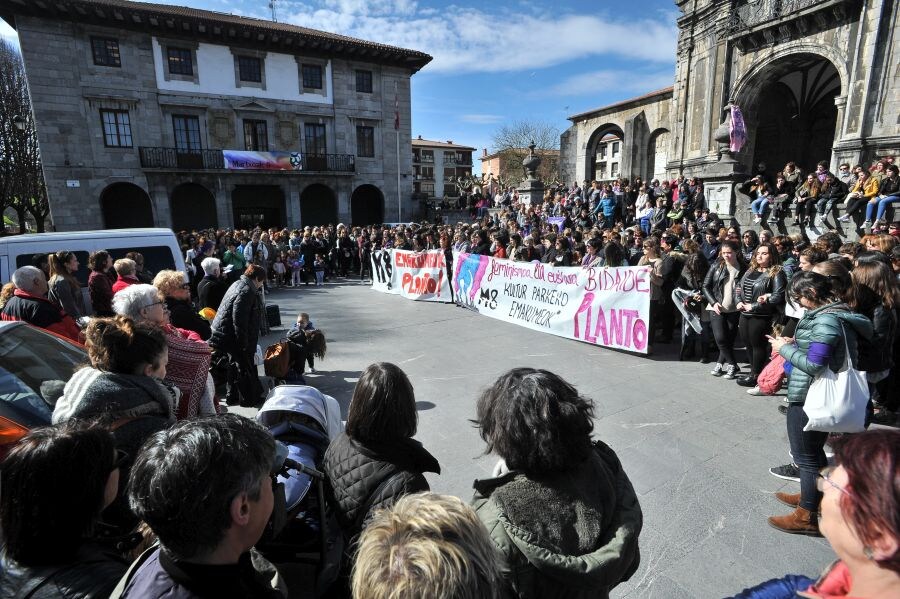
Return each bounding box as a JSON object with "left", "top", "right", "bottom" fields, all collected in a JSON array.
[
  {"left": 740, "top": 314, "right": 772, "bottom": 378},
  {"left": 710, "top": 311, "right": 740, "bottom": 366},
  {"left": 845, "top": 196, "right": 867, "bottom": 217},
  {"left": 786, "top": 405, "right": 827, "bottom": 512},
  {"left": 794, "top": 198, "right": 815, "bottom": 220}
]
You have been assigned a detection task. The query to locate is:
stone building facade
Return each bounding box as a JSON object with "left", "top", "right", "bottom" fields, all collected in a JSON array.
[
  {"left": 0, "top": 0, "right": 431, "bottom": 231},
  {"left": 561, "top": 0, "right": 898, "bottom": 218}
]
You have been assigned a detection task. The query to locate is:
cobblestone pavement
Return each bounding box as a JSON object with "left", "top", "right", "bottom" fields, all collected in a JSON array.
[{"left": 242, "top": 278, "right": 836, "bottom": 598}]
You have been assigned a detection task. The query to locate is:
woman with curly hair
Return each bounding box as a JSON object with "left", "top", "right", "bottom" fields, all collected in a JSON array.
[{"left": 472, "top": 368, "right": 642, "bottom": 599}]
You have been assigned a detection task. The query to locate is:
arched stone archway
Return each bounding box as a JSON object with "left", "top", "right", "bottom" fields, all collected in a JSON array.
[
  {"left": 647, "top": 128, "right": 670, "bottom": 183},
  {"left": 299, "top": 183, "right": 337, "bottom": 227},
  {"left": 100, "top": 182, "right": 154, "bottom": 229},
  {"left": 171, "top": 182, "right": 217, "bottom": 231},
  {"left": 350, "top": 184, "right": 385, "bottom": 225},
  {"left": 733, "top": 52, "right": 842, "bottom": 174},
  {"left": 584, "top": 124, "right": 625, "bottom": 182},
  {"left": 232, "top": 185, "right": 285, "bottom": 230}
]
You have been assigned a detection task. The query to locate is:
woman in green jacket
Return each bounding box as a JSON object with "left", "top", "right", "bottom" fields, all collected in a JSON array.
[
  {"left": 472, "top": 368, "right": 642, "bottom": 599},
  {"left": 766, "top": 271, "right": 872, "bottom": 536}
]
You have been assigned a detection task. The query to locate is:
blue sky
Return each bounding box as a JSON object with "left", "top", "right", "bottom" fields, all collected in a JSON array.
[{"left": 1, "top": 0, "right": 679, "bottom": 173}]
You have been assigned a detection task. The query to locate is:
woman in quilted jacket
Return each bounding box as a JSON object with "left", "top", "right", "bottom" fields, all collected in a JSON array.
[
  {"left": 322, "top": 362, "right": 440, "bottom": 592},
  {"left": 766, "top": 271, "right": 872, "bottom": 536}
]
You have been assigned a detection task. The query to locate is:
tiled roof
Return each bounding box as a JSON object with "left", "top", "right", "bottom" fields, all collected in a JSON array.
[
  {"left": 0, "top": 0, "right": 432, "bottom": 71},
  {"left": 412, "top": 138, "right": 476, "bottom": 150},
  {"left": 568, "top": 86, "right": 674, "bottom": 120}
]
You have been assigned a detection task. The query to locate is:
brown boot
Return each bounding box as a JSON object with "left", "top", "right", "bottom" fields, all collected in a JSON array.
[
  {"left": 775, "top": 491, "right": 801, "bottom": 508},
  {"left": 767, "top": 507, "right": 821, "bottom": 536}
]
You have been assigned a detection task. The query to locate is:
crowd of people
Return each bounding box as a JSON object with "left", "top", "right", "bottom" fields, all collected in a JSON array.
[{"left": 0, "top": 157, "right": 898, "bottom": 598}]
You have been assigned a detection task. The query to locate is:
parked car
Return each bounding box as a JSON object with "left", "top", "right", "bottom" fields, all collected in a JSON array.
[
  {"left": 0, "top": 228, "right": 186, "bottom": 313},
  {"left": 0, "top": 321, "right": 87, "bottom": 458}
]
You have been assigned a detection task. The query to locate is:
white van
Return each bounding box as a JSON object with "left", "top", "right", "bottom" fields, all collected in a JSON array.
[{"left": 0, "top": 228, "right": 186, "bottom": 313}]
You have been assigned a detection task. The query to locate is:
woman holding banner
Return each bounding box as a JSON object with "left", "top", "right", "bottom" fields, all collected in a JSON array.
[{"left": 638, "top": 237, "right": 666, "bottom": 352}]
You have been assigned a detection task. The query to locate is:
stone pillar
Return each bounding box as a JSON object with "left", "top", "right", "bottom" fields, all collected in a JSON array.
[
  {"left": 285, "top": 180, "right": 300, "bottom": 227},
  {"left": 214, "top": 180, "right": 232, "bottom": 229},
  {"left": 830, "top": 95, "right": 848, "bottom": 172},
  {"left": 701, "top": 105, "right": 747, "bottom": 219},
  {"left": 517, "top": 143, "right": 545, "bottom": 206}
]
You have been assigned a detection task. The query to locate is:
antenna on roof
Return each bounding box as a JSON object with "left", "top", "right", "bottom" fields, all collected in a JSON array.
[{"left": 268, "top": 0, "right": 278, "bottom": 22}]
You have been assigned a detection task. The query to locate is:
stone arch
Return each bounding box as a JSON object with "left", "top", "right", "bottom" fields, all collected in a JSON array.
[
  {"left": 171, "top": 182, "right": 217, "bottom": 231},
  {"left": 350, "top": 184, "right": 385, "bottom": 225},
  {"left": 232, "top": 185, "right": 285, "bottom": 230},
  {"left": 646, "top": 128, "right": 671, "bottom": 183},
  {"left": 299, "top": 183, "right": 338, "bottom": 227},
  {"left": 732, "top": 50, "right": 843, "bottom": 174},
  {"left": 584, "top": 123, "right": 625, "bottom": 182},
  {"left": 100, "top": 182, "right": 154, "bottom": 229}
]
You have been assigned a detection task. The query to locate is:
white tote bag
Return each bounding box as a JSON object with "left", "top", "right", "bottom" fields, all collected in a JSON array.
[{"left": 803, "top": 326, "right": 868, "bottom": 433}]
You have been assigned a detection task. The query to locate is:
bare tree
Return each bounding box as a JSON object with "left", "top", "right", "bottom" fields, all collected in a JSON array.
[
  {"left": 0, "top": 39, "right": 50, "bottom": 233},
  {"left": 489, "top": 120, "right": 561, "bottom": 185}
]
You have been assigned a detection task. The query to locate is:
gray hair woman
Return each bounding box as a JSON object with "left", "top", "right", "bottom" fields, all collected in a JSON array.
[{"left": 113, "top": 284, "right": 217, "bottom": 419}]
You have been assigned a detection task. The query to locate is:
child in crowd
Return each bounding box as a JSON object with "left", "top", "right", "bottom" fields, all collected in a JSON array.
[
  {"left": 272, "top": 251, "right": 287, "bottom": 287},
  {"left": 292, "top": 312, "right": 319, "bottom": 374},
  {"left": 313, "top": 254, "right": 326, "bottom": 286},
  {"left": 288, "top": 250, "right": 304, "bottom": 287}
]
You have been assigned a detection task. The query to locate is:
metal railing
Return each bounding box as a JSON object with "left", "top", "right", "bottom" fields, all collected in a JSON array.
[
  {"left": 727, "top": 0, "right": 829, "bottom": 35},
  {"left": 138, "top": 147, "right": 355, "bottom": 173}
]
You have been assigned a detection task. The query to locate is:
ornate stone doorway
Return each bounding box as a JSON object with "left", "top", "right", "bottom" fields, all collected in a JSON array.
[
  {"left": 350, "top": 184, "right": 384, "bottom": 225},
  {"left": 100, "top": 183, "right": 154, "bottom": 229},
  {"left": 735, "top": 53, "right": 841, "bottom": 174}
]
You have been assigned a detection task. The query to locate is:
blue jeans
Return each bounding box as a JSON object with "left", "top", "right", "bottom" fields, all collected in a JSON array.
[
  {"left": 750, "top": 197, "right": 769, "bottom": 216},
  {"left": 864, "top": 195, "right": 900, "bottom": 221},
  {"left": 786, "top": 404, "right": 827, "bottom": 512}
]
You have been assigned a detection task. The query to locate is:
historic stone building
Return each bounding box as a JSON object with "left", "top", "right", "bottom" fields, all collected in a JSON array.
[
  {"left": 0, "top": 0, "right": 431, "bottom": 231},
  {"left": 561, "top": 0, "right": 898, "bottom": 217}
]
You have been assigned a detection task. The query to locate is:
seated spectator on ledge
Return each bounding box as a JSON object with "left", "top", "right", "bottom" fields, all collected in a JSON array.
[
  {"left": 352, "top": 493, "right": 506, "bottom": 599},
  {"left": 472, "top": 368, "right": 642, "bottom": 599},
  {"left": 112, "top": 258, "right": 140, "bottom": 295},
  {"left": 114, "top": 414, "right": 284, "bottom": 599},
  {"left": 1, "top": 265, "right": 81, "bottom": 343}
]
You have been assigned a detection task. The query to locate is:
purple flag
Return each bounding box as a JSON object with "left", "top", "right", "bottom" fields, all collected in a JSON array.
[{"left": 730, "top": 105, "right": 746, "bottom": 153}]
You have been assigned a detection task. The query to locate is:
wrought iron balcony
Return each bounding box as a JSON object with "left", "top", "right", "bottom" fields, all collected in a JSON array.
[
  {"left": 727, "top": 0, "right": 853, "bottom": 39},
  {"left": 138, "top": 147, "right": 356, "bottom": 173}
]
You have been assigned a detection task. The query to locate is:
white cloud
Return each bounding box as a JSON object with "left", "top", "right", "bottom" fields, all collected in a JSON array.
[
  {"left": 275, "top": 3, "right": 677, "bottom": 74},
  {"left": 459, "top": 114, "right": 505, "bottom": 124},
  {"left": 542, "top": 68, "right": 675, "bottom": 98}
]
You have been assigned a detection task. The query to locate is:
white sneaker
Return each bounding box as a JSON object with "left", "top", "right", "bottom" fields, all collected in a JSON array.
[
  {"left": 723, "top": 364, "right": 740, "bottom": 380},
  {"left": 710, "top": 363, "right": 725, "bottom": 377},
  {"left": 746, "top": 385, "right": 765, "bottom": 396},
  {"left": 837, "top": 215, "right": 850, "bottom": 222}
]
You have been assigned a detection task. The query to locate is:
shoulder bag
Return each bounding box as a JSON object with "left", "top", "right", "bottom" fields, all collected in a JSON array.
[{"left": 803, "top": 324, "right": 868, "bottom": 433}]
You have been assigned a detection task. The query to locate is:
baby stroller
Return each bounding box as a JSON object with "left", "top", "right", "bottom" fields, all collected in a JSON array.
[{"left": 256, "top": 385, "right": 344, "bottom": 597}]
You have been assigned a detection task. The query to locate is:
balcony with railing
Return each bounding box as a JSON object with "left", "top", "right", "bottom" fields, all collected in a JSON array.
[
  {"left": 727, "top": 0, "right": 856, "bottom": 47},
  {"left": 138, "top": 147, "right": 356, "bottom": 173}
]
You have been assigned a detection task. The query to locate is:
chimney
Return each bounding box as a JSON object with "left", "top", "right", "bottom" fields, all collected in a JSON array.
[
  {"left": 417, "top": 135, "right": 422, "bottom": 140},
  {"left": 447, "top": 140, "right": 453, "bottom": 144},
  {"left": 482, "top": 148, "right": 487, "bottom": 157}
]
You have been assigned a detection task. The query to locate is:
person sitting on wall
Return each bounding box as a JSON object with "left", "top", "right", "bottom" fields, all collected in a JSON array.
[{"left": 1, "top": 265, "right": 81, "bottom": 343}]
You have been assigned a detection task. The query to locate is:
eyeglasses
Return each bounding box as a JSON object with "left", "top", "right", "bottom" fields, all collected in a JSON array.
[
  {"left": 817, "top": 466, "right": 850, "bottom": 496},
  {"left": 144, "top": 300, "right": 167, "bottom": 311}
]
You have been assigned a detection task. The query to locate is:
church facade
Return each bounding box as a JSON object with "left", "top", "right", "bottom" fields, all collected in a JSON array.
[{"left": 561, "top": 0, "right": 898, "bottom": 216}]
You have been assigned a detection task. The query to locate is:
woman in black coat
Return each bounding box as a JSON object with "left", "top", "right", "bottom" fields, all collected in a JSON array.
[
  {"left": 0, "top": 422, "right": 130, "bottom": 599},
  {"left": 734, "top": 243, "right": 788, "bottom": 392},
  {"left": 323, "top": 362, "right": 440, "bottom": 543}
]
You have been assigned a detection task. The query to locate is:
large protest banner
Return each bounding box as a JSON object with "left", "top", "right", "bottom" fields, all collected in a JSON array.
[
  {"left": 370, "top": 249, "right": 452, "bottom": 303},
  {"left": 452, "top": 252, "right": 652, "bottom": 354}
]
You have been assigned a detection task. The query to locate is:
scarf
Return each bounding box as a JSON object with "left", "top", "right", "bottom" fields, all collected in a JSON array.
[
  {"left": 53, "top": 368, "right": 176, "bottom": 425},
  {"left": 164, "top": 325, "right": 215, "bottom": 419}
]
